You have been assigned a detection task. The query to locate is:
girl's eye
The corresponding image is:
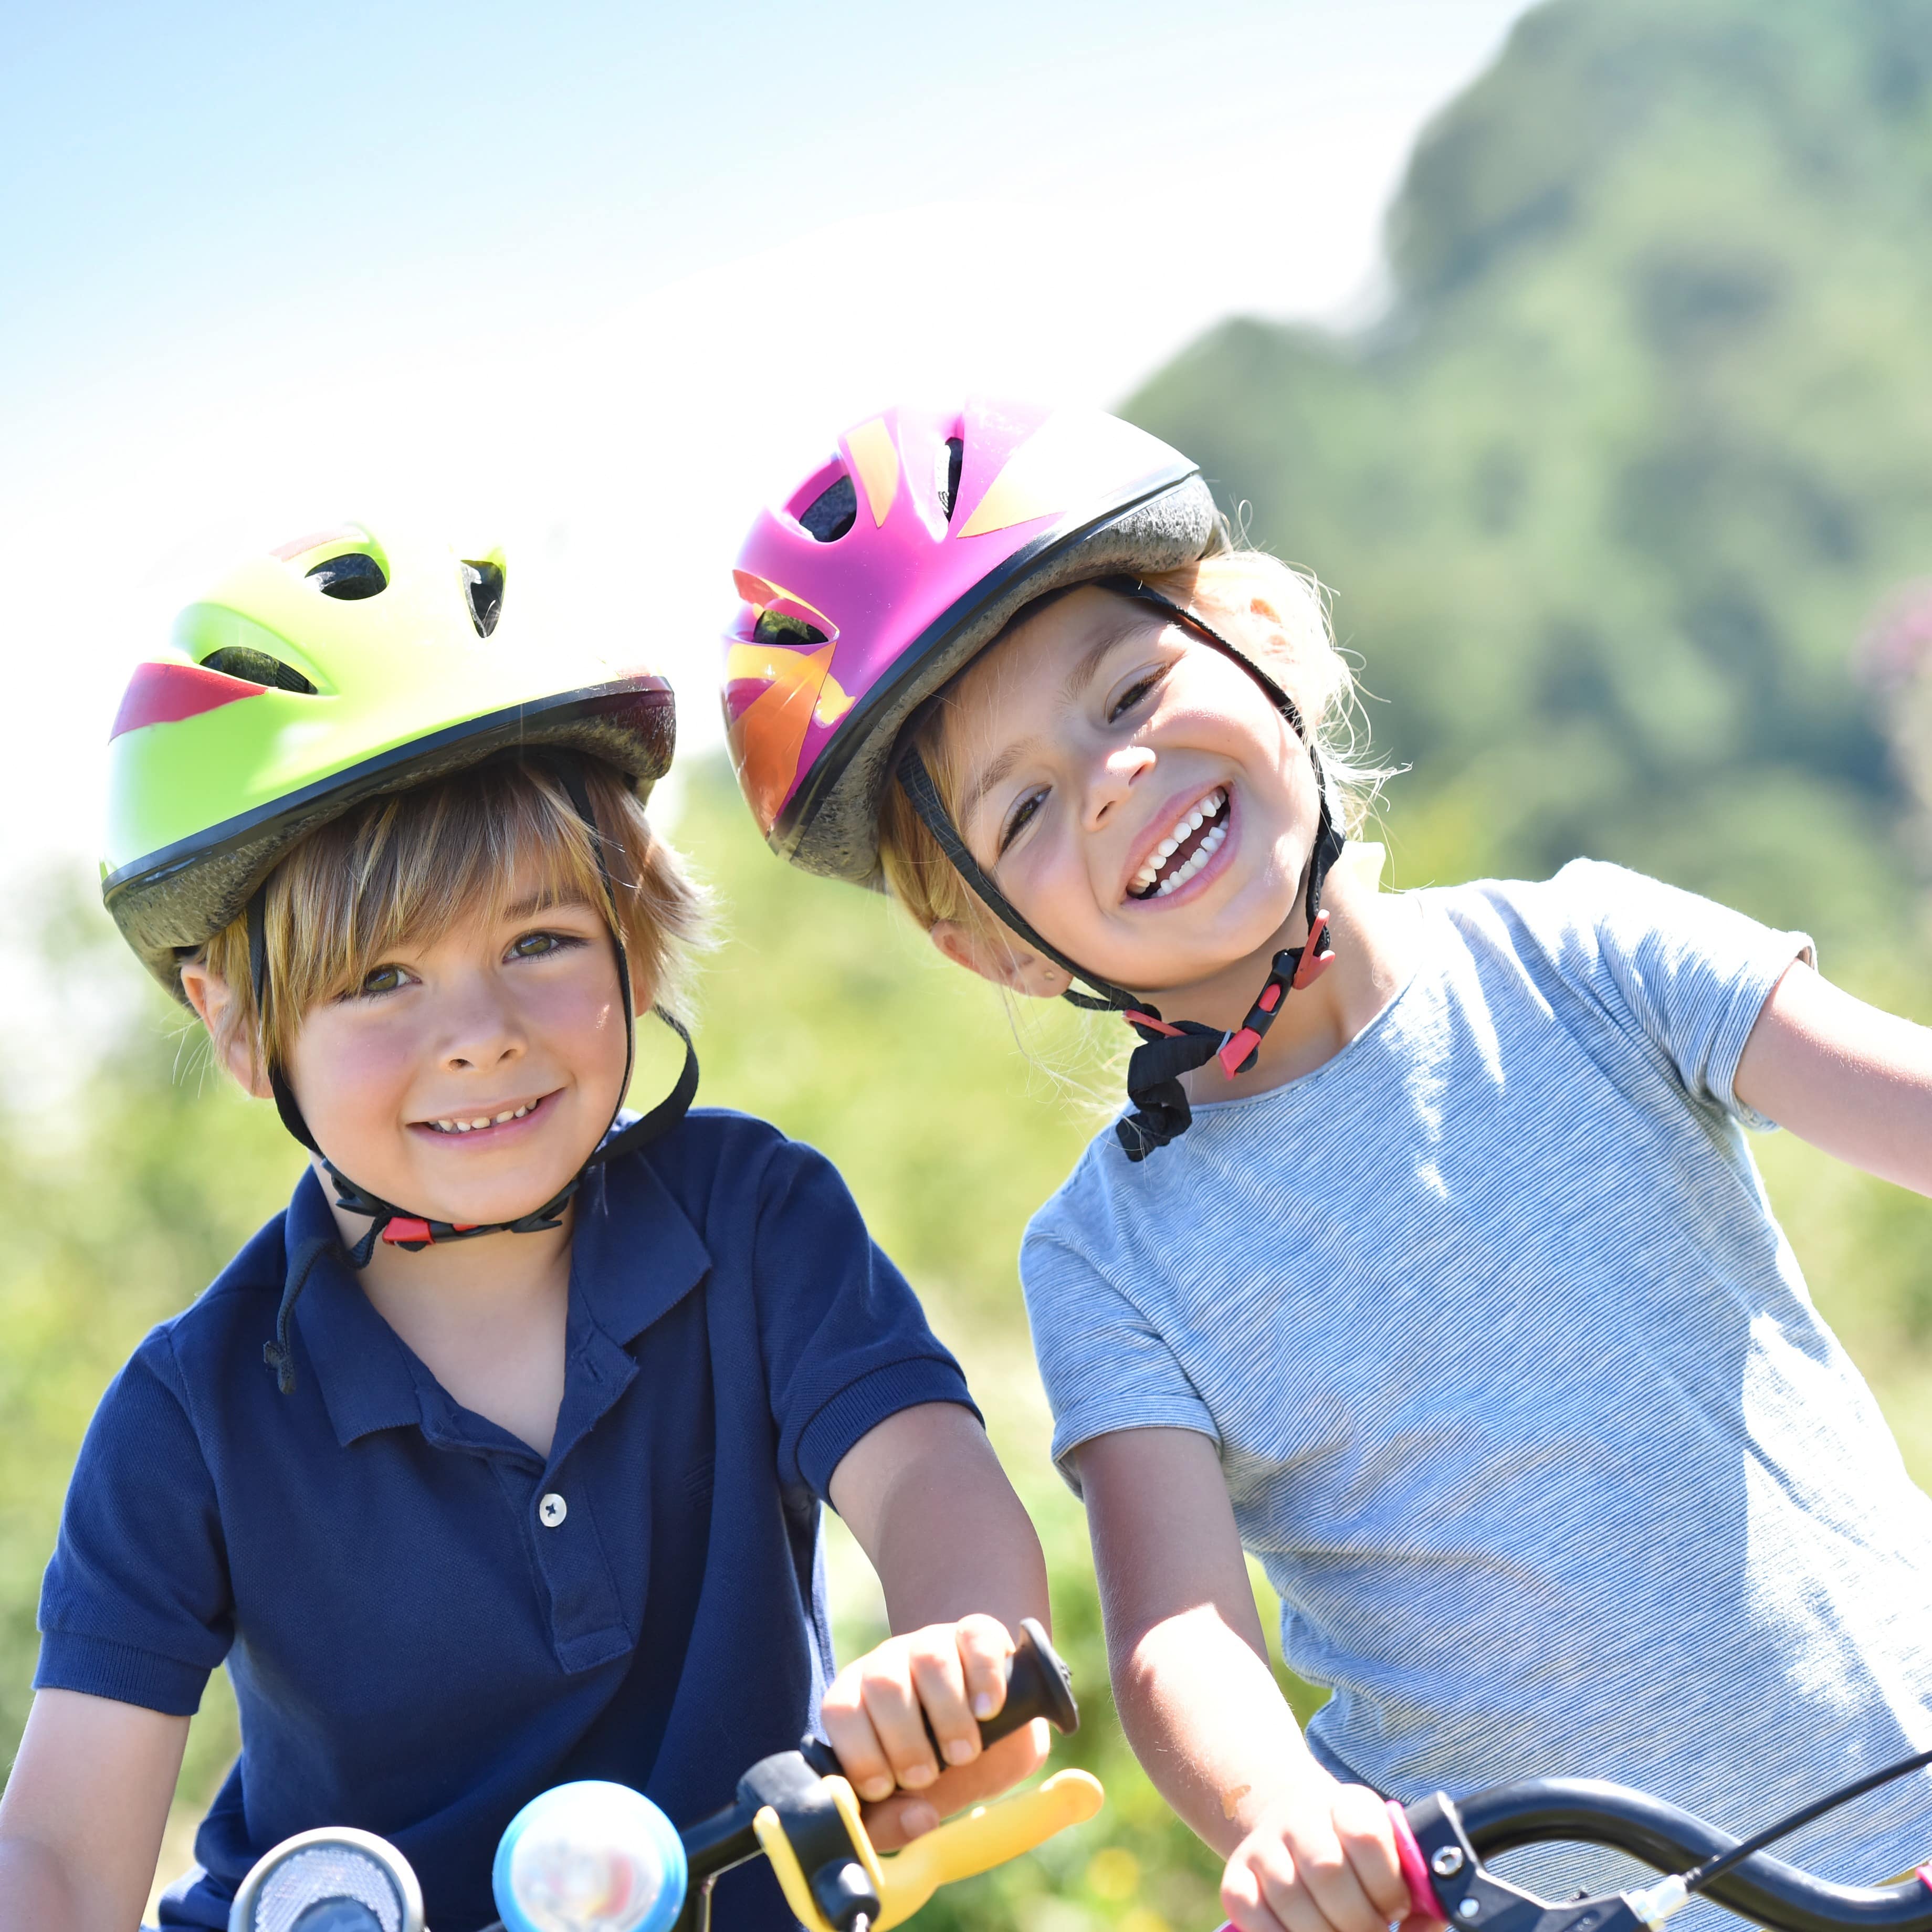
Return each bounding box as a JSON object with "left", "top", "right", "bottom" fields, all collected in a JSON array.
[
  {"left": 358, "top": 963, "right": 408, "bottom": 997},
  {"left": 1108, "top": 669, "right": 1166, "bottom": 723},
  {"left": 999, "top": 790, "right": 1044, "bottom": 857}
]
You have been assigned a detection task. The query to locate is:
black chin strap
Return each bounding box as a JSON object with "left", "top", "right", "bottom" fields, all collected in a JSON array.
[
  {"left": 245, "top": 757, "right": 699, "bottom": 1393},
  {"left": 895, "top": 575, "right": 1345, "bottom": 1163}
]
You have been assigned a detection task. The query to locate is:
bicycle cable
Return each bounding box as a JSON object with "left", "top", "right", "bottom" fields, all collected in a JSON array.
[{"left": 1680, "top": 1746, "right": 1932, "bottom": 1896}]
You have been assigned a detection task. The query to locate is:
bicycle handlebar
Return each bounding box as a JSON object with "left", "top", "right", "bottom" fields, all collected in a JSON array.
[
  {"left": 229, "top": 1619, "right": 1093, "bottom": 1932},
  {"left": 675, "top": 1616, "right": 1082, "bottom": 1932},
  {"left": 1387, "top": 1780, "right": 1932, "bottom": 1932}
]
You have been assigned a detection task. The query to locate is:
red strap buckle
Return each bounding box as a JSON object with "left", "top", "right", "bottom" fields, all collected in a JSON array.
[
  {"left": 1292, "top": 910, "right": 1333, "bottom": 988},
  {"left": 382, "top": 1217, "right": 435, "bottom": 1248},
  {"left": 1215, "top": 911, "right": 1336, "bottom": 1079}
]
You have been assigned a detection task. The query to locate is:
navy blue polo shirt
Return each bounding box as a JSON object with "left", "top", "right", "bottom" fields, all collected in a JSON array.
[{"left": 36, "top": 1110, "right": 976, "bottom": 1932}]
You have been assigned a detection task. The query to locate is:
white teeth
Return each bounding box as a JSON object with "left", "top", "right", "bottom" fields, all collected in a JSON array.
[
  {"left": 431, "top": 1102, "right": 534, "bottom": 1133},
  {"left": 1134, "top": 790, "right": 1230, "bottom": 898}
]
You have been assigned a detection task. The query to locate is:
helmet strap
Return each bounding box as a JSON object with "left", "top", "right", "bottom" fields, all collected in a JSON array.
[
  {"left": 242, "top": 754, "right": 699, "bottom": 1393},
  {"left": 891, "top": 575, "right": 1346, "bottom": 1162}
]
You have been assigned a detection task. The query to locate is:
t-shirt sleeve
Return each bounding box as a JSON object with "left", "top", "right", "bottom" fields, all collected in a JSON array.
[
  {"left": 750, "top": 1139, "right": 979, "bottom": 1501},
  {"left": 35, "top": 1329, "right": 233, "bottom": 1715},
  {"left": 1541, "top": 859, "right": 1815, "bottom": 1130},
  {"left": 1021, "top": 1217, "right": 1220, "bottom": 1494}
]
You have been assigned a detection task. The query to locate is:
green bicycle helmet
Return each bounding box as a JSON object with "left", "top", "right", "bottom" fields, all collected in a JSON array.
[
  {"left": 104, "top": 522, "right": 676, "bottom": 995},
  {"left": 101, "top": 524, "right": 698, "bottom": 1391}
]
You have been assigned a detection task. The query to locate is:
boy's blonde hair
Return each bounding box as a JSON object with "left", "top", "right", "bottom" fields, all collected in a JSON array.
[
  {"left": 197, "top": 754, "right": 708, "bottom": 1076},
  {"left": 877, "top": 548, "right": 1381, "bottom": 945}
]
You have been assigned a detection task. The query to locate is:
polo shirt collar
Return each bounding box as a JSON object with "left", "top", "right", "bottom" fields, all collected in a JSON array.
[
  {"left": 566, "top": 1157, "right": 711, "bottom": 1348},
  {"left": 283, "top": 1156, "right": 712, "bottom": 1451}
]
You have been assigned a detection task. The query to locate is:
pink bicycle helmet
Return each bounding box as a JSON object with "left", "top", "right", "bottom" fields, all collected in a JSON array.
[
  {"left": 726, "top": 399, "right": 1219, "bottom": 883},
  {"left": 723, "top": 400, "right": 1344, "bottom": 1159}
]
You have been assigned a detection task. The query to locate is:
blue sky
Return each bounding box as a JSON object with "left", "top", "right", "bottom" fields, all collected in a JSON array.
[{"left": 0, "top": 0, "right": 1529, "bottom": 874}]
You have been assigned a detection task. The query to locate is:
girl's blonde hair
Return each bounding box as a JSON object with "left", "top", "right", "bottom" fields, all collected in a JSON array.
[
  {"left": 877, "top": 548, "right": 1383, "bottom": 947},
  {"left": 196, "top": 754, "right": 708, "bottom": 1076}
]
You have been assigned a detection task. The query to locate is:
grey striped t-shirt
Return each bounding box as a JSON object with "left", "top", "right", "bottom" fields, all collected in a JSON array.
[{"left": 1023, "top": 862, "right": 1932, "bottom": 1893}]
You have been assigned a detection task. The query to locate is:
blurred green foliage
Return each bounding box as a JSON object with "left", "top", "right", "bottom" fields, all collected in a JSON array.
[
  {"left": 1126, "top": 0, "right": 1932, "bottom": 985},
  {"left": 9, "top": 2, "right": 1932, "bottom": 1928}
]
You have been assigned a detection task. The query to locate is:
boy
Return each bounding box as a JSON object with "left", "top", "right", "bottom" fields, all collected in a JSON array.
[{"left": 0, "top": 528, "right": 1048, "bottom": 1932}]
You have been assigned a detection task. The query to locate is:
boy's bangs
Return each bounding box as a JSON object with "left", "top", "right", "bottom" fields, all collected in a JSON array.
[
  {"left": 279, "top": 762, "right": 611, "bottom": 1016},
  {"left": 196, "top": 750, "right": 708, "bottom": 1078}
]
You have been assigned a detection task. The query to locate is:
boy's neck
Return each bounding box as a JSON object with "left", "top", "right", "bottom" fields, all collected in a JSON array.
[
  {"left": 322, "top": 1174, "right": 575, "bottom": 1455},
  {"left": 1167, "top": 843, "right": 1421, "bottom": 1106}
]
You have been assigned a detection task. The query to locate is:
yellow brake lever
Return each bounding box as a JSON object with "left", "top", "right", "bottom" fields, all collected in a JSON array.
[{"left": 872, "top": 1770, "right": 1105, "bottom": 1930}]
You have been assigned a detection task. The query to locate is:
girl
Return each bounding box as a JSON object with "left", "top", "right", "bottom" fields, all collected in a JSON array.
[
  {"left": 720, "top": 401, "right": 1932, "bottom": 1932},
  {"left": 0, "top": 526, "right": 1050, "bottom": 1932}
]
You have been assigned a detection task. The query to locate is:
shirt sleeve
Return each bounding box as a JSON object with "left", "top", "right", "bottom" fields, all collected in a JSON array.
[
  {"left": 1541, "top": 859, "right": 1815, "bottom": 1130},
  {"left": 1021, "top": 1217, "right": 1220, "bottom": 1493},
  {"left": 35, "top": 1328, "right": 233, "bottom": 1715},
  {"left": 750, "top": 1139, "right": 979, "bottom": 1501}
]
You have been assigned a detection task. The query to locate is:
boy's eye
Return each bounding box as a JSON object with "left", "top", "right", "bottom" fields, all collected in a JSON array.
[
  {"left": 508, "top": 929, "right": 584, "bottom": 960},
  {"left": 998, "top": 790, "right": 1044, "bottom": 857},
  {"left": 358, "top": 963, "right": 408, "bottom": 996}
]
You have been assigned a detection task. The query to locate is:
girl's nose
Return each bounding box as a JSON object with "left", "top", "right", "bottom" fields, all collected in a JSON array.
[{"left": 1083, "top": 742, "right": 1155, "bottom": 830}]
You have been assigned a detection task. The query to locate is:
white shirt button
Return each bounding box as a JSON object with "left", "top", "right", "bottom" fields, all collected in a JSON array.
[{"left": 538, "top": 1492, "right": 568, "bottom": 1528}]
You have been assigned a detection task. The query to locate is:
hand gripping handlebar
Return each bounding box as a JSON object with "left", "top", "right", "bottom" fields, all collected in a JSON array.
[
  {"left": 669, "top": 1617, "right": 1086, "bottom": 1932},
  {"left": 1383, "top": 1781, "right": 1932, "bottom": 1932}
]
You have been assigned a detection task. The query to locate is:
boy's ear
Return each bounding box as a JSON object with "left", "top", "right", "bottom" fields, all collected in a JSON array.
[
  {"left": 177, "top": 961, "right": 274, "bottom": 1099},
  {"left": 928, "top": 920, "right": 1070, "bottom": 1000}
]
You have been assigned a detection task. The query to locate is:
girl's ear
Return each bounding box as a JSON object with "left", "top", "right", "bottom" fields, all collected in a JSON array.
[
  {"left": 928, "top": 920, "right": 1070, "bottom": 1000},
  {"left": 177, "top": 961, "right": 274, "bottom": 1099}
]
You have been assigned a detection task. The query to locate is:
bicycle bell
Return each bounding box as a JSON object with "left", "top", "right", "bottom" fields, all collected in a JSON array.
[{"left": 494, "top": 1779, "right": 689, "bottom": 1932}]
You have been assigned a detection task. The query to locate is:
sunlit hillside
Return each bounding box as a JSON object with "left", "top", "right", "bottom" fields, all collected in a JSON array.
[{"left": 1128, "top": 0, "right": 1932, "bottom": 985}]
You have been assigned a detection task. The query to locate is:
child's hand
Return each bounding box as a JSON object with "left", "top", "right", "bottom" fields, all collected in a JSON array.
[
  {"left": 820, "top": 1613, "right": 1049, "bottom": 1850},
  {"left": 1222, "top": 1780, "right": 1427, "bottom": 1932}
]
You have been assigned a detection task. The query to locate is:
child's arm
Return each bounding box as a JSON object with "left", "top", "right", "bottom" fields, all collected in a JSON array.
[
  {"left": 823, "top": 1402, "right": 1052, "bottom": 1849},
  {"left": 0, "top": 1689, "right": 188, "bottom": 1932},
  {"left": 1077, "top": 1426, "right": 1414, "bottom": 1932},
  {"left": 1735, "top": 961, "right": 1932, "bottom": 1192}
]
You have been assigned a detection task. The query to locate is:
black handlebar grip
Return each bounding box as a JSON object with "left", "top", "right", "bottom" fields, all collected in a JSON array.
[
  {"left": 799, "top": 1616, "right": 1078, "bottom": 1780},
  {"left": 976, "top": 1618, "right": 1078, "bottom": 1747}
]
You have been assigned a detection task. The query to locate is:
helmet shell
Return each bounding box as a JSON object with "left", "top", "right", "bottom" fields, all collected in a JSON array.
[
  {"left": 724, "top": 399, "right": 1218, "bottom": 884},
  {"left": 104, "top": 524, "right": 675, "bottom": 997}
]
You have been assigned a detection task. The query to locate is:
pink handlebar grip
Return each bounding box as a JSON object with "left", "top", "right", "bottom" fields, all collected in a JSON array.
[
  {"left": 1206, "top": 1802, "right": 1445, "bottom": 1932},
  {"left": 1388, "top": 1800, "right": 1448, "bottom": 1926}
]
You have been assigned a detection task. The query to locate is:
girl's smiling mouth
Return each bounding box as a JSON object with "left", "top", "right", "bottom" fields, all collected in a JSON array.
[
  {"left": 412, "top": 1090, "right": 559, "bottom": 1141},
  {"left": 1129, "top": 787, "right": 1231, "bottom": 901}
]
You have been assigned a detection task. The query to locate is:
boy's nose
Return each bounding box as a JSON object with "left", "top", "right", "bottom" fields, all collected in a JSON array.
[{"left": 437, "top": 984, "right": 528, "bottom": 1069}]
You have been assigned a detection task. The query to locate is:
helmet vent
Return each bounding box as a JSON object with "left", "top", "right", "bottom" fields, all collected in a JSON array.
[
  {"left": 305, "top": 552, "right": 388, "bottom": 600},
  {"left": 937, "top": 437, "right": 964, "bottom": 522},
  {"left": 197, "top": 647, "right": 317, "bottom": 695},
  {"left": 462, "top": 560, "right": 505, "bottom": 637},
  {"left": 799, "top": 475, "right": 857, "bottom": 543},
  {"left": 753, "top": 610, "right": 830, "bottom": 648}
]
